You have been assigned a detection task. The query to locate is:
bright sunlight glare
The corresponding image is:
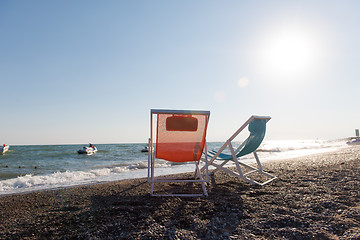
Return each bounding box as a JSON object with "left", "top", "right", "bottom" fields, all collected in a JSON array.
[{"left": 257, "top": 26, "right": 322, "bottom": 81}]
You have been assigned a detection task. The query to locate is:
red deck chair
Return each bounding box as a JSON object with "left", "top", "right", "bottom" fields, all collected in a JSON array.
[{"left": 148, "top": 109, "right": 210, "bottom": 197}]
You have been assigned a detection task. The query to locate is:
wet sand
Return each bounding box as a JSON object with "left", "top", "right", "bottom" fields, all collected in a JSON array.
[{"left": 0, "top": 146, "right": 359, "bottom": 239}]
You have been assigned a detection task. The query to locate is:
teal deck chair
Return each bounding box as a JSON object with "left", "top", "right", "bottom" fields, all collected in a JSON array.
[{"left": 201, "top": 115, "right": 276, "bottom": 185}]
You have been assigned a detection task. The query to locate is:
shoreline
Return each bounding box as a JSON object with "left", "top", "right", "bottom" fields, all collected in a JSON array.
[
  {"left": 0, "top": 146, "right": 359, "bottom": 239},
  {"left": 0, "top": 144, "right": 347, "bottom": 197}
]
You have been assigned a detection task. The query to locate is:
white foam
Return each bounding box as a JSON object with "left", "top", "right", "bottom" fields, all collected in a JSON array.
[{"left": 0, "top": 166, "right": 149, "bottom": 195}]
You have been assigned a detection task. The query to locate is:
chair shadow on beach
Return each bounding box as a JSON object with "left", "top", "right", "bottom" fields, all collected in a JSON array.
[{"left": 86, "top": 174, "right": 255, "bottom": 239}]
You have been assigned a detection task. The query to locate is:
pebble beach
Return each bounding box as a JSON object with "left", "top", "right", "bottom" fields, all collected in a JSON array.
[{"left": 0, "top": 146, "right": 359, "bottom": 239}]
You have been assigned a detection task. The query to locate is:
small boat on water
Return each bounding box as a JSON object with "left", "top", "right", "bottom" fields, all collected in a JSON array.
[
  {"left": 141, "top": 146, "right": 149, "bottom": 152},
  {"left": 1, "top": 144, "right": 9, "bottom": 154},
  {"left": 78, "top": 144, "right": 97, "bottom": 155},
  {"left": 346, "top": 138, "right": 360, "bottom": 145}
]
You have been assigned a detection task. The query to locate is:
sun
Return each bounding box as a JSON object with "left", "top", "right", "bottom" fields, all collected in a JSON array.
[
  {"left": 264, "top": 33, "right": 314, "bottom": 75},
  {"left": 257, "top": 26, "right": 320, "bottom": 79}
]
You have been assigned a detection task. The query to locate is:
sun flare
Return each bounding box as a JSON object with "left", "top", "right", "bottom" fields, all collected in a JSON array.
[{"left": 257, "top": 26, "right": 321, "bottom": 80}]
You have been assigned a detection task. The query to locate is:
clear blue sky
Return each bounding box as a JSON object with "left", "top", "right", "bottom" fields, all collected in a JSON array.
[{"left": 1, "top": 0, "right": 359, "bottom": 145}]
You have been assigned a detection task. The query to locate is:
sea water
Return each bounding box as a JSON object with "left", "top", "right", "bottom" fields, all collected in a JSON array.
[{"left": 0, "top": 140, "right": 348, "bottom": 196}]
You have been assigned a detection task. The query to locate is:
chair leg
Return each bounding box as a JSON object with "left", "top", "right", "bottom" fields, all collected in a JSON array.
[
  {"left": 150, "top": 160, "right": 209, "bottom": 197},
  {"left": 253, "top": 151, "right": 264, "bottom": 171},
  {"left": 212, "top": 159, "right": 229, "bottom": 174},
  {"left": 209, "top": 152, "right": 277, "bottom": 186},
  {"left": 195, "top": 161, "right": 208, "bottom": 196}
]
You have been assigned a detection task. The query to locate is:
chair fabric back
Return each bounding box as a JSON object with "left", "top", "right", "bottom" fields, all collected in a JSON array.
[
  {"left": 210, "top": 118, "right": 267, "bottom": 160},
  {"left": 155, "top": 113, "right": 209, "bottom": 162},
  {"left": 237, "top": 119, "right": 267, "bottom": 157}
]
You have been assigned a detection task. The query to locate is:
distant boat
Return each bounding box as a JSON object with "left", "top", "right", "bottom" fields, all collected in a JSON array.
[
  {"left": 1, "top": 145, "right": 9, "bottom": 154},
  {"left": 78, "top": 144, "right": 97, "bottom": 155},
  {"left": 141, "top": 146, "right": 149, "bottom": 152},
  {"left": 346, "top": 138, "right": 360, "bottom": 145}
]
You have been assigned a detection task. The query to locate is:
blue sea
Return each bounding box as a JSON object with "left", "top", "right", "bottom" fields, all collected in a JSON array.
[{"left": 0, "top": 140, "right": 348, "bottom": 196}]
